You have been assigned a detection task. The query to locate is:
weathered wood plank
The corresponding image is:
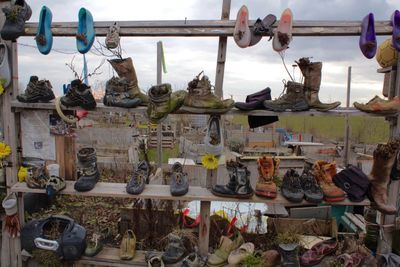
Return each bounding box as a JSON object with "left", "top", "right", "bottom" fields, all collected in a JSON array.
[{"left": 199, "top": 201, "right": 211, "bottom": 256}]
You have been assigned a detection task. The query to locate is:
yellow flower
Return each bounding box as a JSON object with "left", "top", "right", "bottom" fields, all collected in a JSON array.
[
  {"left": 0, "top": 82, "right": 4, "bottom": 95},
  {"left": 0, "top": 142, "right": 11, "bottom": 159},
  {"left": 201, "top": 154, "right": 219, "bottom": 170},
  {"left": 18, "top": 166, "right": 28, "bottom": 182}
]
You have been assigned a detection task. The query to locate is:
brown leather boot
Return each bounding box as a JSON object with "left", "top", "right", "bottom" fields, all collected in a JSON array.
[
  {"left": 255, "top": 156, "right": 279, "bottom": 198},
  {"left": 296, "top": 57, "right": 341, "bottom": 111},
  {"left": 368, "top": 139, "right": 400, "bottom": 214},
  {"left": 313, "top": 160, "right": 345, "bottom": 202}
]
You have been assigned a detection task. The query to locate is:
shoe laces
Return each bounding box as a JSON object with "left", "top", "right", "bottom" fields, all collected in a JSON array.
[
  {"left": 131, "top": 171, "right": 144, "bottom": 186},
  {"left": 284, "top": 173, "right": 302, "bottom": 192},
  {"left": 277, "top": 79, "right": 288, "bottom": 99}
]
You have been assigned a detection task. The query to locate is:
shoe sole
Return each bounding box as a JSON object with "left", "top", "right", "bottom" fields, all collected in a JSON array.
[
  {"left": 255, "top": 190, "right": 277, "bottom": 199},
  {"left": 263, "top": 101, "right": 309, "bottom": 112},
  {"left": 211, "top": 189, "right": 254, "bottom": 199},
  {"left": 180, "top": 105, "right": 233, "bottom": 114},
  {"left": 17, "top": 95, "right": 55, "bottom": 103},
  {"left": 304, "top": 195, "right": 323, "bottom": 204},
  {"left": 234, "top": 6, "right": 251, "bottom": 48},
  {"left": 323, "top": 195, "right": 346, "bottom": 202}
]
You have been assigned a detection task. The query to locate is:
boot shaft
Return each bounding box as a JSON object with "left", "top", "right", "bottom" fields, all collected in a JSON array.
[
  {"left": 108, "top": 57, "right": 138, "bottom": 85},
  {"left": 297, "top": 57, "right": 322, "bottom": 92},
  {"left": 370, "top": 141, "right": 400, "bottom": 183}
]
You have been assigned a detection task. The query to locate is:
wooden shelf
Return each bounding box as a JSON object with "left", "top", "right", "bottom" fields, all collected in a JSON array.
[
  {"left": 10, "top": 181, "right": 370, "bottom": 206},
  {"left": 11, "top": 100, "right": 382, "bottom": 117},
  {"left": 23, "top": 20, "right": 394, "bottom": 37},
  {"left": 377, "top": 66, "right": 397, "bottom": 73},
  {"left": 77, "top": 248, "right": 148, "bottom": 267}
]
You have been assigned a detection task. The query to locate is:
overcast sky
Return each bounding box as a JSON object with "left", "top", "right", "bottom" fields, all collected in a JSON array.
[{"left": 16, "top": 0, "right": 399, "bottom": 105}]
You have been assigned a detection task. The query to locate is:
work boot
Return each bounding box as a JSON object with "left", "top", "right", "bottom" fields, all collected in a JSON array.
[
  {"left": 263, "top": 81, "right": 309, "bottom": 112},
  {"left": 296, "top": 57, "right": 341, "bottom": 111},
  {"left": 207, "top": 232, "right": 244, "bottom": 267},
  {"left": 312, "top": 160, "right": 346, "bottom": 202},
  {"left": 60, "top": 79, "right": 97, "bottom": 110},
  {"left": 212, "top": 160, "right": 253, "bottom": 199},
  {"left": 1, "top": 0, "right": 32, "bottom": 40},
  {"left": 103, "top": 77, "right": 142, "bottom": 108},
  {"left": 147, "top": 83, "right": 187, "bottom": 124},
  {"left": 354, "top": 95, "right": 400, "bottom": 115},
  {"left": 278, "top": 243, "right": 300, "bottom": 267},
  {"left": 281, "top": 169, "right": 304, "bottom": 203},
  {"left": 181, "top": 71, "right": 234, "bottom": 113},
  {"left": 108, "top": 57, "right": 148, "bottom": 104},
  {"left": 74, "top": 147, "right": 100, "bottom": 192},
  {"left": 17, "top": 76, "right": 55, "bottom": 103},
  {"left": 161, "top": 233, "right": 186, "bottom": 264},
  {"left": 170, "top": 162, "right": 189, "bottom": 196},
  {"left": 126, "top": 161, "right": 150, "bottom": 195},
  {"left": 23, "top": 157, "right": 49, "bottom": 189},
  {"left": 368, "top": 139, "right": 400, "bottom": 214},
  {"left": 255, "top": 156, "right": 279, "bottom": 199}
]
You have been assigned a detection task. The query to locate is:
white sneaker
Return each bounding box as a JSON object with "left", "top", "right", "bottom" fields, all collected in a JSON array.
[{"left": 105, "top": 22, "right": 120, "bottom": 49}]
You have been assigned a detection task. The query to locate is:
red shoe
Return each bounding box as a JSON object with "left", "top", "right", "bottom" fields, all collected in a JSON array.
[{"left": 300, "top": 239, "right": 338, "bottom": 266}]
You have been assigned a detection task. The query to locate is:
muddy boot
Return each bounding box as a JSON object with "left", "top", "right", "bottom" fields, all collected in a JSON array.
[
  {"left": 103, "top": 77, "right": 142, "bottom": 108},
  {"left": 181, "top": 71, "right": 234, "bottom": 113},
  {"left": 147, "top": 83, "right": 187, "bottom": 124},
  {"left": 108, "top": 57, "right": 148, "bottom": 104},
  {"left": 263, "top": 81, "right": 309, "bottom": 112},
  {"left": 368, "top": 139, "right": 400, "bottom": 214},
  {"left": 312, "top": 160, "right": 346, "bottom": 202},
  {"left": 60, "top": 79, "right": 96, "bottom": 110},
  {"left": 23, "top": 157, "right": 49, "bottom": 189},
  {"left": 17, "top": 76, "right": 55, "bottom": 103},
  {"left": 279, "top": 243, "right": 300, "bottom": 267},
  {"left": 74, "top": 147, "right": 100, "bottom": 192},
  {"left": 255, "top": 156, "right": 279, "bottom": 199},
  {"left": 161, "top": 233, "right": 186, "bottom": 264},
  {"left": 296, "top": 57, "right": 340, "bottom": 111}
]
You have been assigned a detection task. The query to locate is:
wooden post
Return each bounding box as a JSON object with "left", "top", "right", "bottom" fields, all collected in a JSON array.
[
  {"left": 156, "top": 41, "right": 163, "bottom": 167},
  {"left": 199, "top": 200, "right": 211, "bottom": 256},
  {"left": 343, "top": 66, "right": 351, "bottom": 166}
]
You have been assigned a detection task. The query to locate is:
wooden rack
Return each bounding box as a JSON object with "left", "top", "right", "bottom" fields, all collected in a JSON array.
[{"left": 0, "top": 0, "right": 399, "bottom": 266}]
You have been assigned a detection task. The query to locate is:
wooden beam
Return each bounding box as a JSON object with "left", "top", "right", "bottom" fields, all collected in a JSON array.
[{"left": 199, "top": 201, "right": 211, "bottom": 256}]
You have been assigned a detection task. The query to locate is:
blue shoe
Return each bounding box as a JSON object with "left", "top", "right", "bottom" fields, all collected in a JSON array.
[
  {"left": 76, "top": 8, "right": 95, "bottom": 54},
  {"left": 36, "top": 6, "right": 53, "bottom": 55}
]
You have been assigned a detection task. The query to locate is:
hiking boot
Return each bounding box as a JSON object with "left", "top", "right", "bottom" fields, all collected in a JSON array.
[
  {"left": 1, "top": 0, "right": 32, "bottom": 40},
  {"left": 204, "top": 115, "right": 223, "bottom": 156},
  {"left": 368, "top": 139, "right": 400, "bottom": 214},
  {"left": 255, "top": 156, "right": 279, "bottom": 199},
  {"left": 17, "top": 76, "right": 55, "bottom": 103},
  {"left": 263, "top": 81, "right": 309, "bottom": 112},
  {"left": 147, "top": 83, "right": 187, "bottom": 124},
  {"left": 126, "top": 161, "right": 150, "bottom": 195},
  {"left": 74, "top": 147, "right": 99, "bottom": 192},
  {"left": 208, "top": 232, "right": 244, "bottom": 267},
  {"left": 312, "top": 160, "right": 346, "bottom": 202},
  {"left": 162, "top": 233, "right": 186, "bottom": 264},
  {"left": 105, "top": 22, "right": 120, "bottom": 49},
  {"left": 354, "top": 95, "right": 400, "bottom": 115},
  {"left": 108, "top": 57, "right": 148, "bottom": 104},
  {"left": 103, "top": 77, "right": 142, "bottom": 108},
  {"left": 60, "top": 79, "right": 96, "bottom": 110},
  {"left": 45, "top": 175, "right": 66, "bottom": 203},
  {"left": 281, "top": 169, "right": 304, "bottom": 203},
  {"left": 212, "top": 160, "right": 253, "bottom": 199},
  {"left": 296, "top": 57, "right": 341, "bottom": 111},
  {"left": 300, "top": 168, "right": 323, "bottom": 203},
  {"left": 170, "top": 162, "right": 189, "bottom": 196},
  {"left": 181, "top": 71, "right": 234, "bottom": 113},
  {"left": 278, "top": 243, "right": 300, "bottom": 267},
  {"left": 23, "top": 157, "right": 49, "bottom": 189}
]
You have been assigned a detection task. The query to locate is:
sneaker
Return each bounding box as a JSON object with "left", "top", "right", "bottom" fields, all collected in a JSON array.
[
  {"left": 60, "top": 79, "right": 97, "bottom": 110},
  {"left": 181, "top": 72, "right": 234, "bottom": 113},
  {"left": 207, "top": 232, "right": 244, "bottom": 267},
  {"left": 105, "top": 22, "right": 120, "bottom": 49},
  {"left": 354, "top": 95, "right": 400, "bottom": 115},
  {"left": 255, "top": 156, "right": 279, "bottom": 199},
  {"left": 281, "top": 169, "right": 304, "bottom": 203},
  {"left": 300, "top": 169, "right": 323, "bottom": 203},
  {"left": 162, "top": 233, "right": 186, "bottom": 264},
  {"left": 182, "top": 253, "right": 200, "bottom": 267},
  {"left": 272, "top": 8, "right": 293, "bottom": 52},
  {"left": 85, "top": 233, "right": 103, "bottom": 257},
  {"left": 1, "top": 0, "right": 32, "bottom": 40},
  {"left": 17, "top": 76, "right": 55, "bottom": 103},
  {"left": 170, "top": 162, "right": 189, "bottom": 196},
  {"left": 103, "top": 77, "right": 142, "bottom": 108},
  {"left": 126, "top": 161, "right": 150, "bottom": 195},
  {"left": 263, "top": 81, "right": 309, "bottom": 112}
]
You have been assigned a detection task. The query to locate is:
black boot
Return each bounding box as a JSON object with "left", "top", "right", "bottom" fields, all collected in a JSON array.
[
  {"left": 74, "top": 147, "right": 99, "bottom": 192},
  {"left": 60, "top": 79, "right": 96, "bottom": 110}
]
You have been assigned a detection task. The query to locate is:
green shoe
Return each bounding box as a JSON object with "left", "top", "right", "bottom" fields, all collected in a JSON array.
[
  {"left": 147, "top": 83, "right": 186, "bottom": 124},
  {"left": 85, "top": 233, "right": 103, "bottom": 257},
  {"left": 181, "top": 71, "right": 234, "bottom": 113}
]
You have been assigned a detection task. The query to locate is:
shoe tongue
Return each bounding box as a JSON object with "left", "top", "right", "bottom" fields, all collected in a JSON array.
[
  {"left": 29, "top": 76, "right": 39, "bottom": 83},
  {"left": 71, "top": 79, "right": 82, "bottom": 88}
]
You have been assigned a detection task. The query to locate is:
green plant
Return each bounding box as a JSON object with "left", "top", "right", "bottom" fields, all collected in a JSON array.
[
  {"left": 32, "top": 249, "right": 62, "bottom": 267},
  {"left": 241, "top": 253, "right": 262, "bottom": 267},
  {"left": 276, "top": 232, "right": 300, "bottom": 244}
]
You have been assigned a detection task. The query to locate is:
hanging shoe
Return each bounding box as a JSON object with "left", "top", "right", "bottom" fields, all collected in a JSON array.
[
  {"left": 263, "top": 81, "right": 309, "bottom": 112},
  {"left": 181, "top": 72, "right": 234, "bottom": 113},
  {"left": 281, "top": 169, "right": 304, "bottom": 203},
  {"left": 60, "top": 79, "right": 97, "bottom": 110},
  {"left": 354, "top": 95, "right": 400, "bottom": 115},
  {"left": 105, "top": 22, "right": 120, "bottom": 49},
  {"left": 36, "top": 6, "right": 53, "bottom": 55},
  {"left": 103, "top": 77, "right": 143, "bottom": 108},
  {"left": 0, "top": 40, "right": 11, "bottom": 88},
  {"left": 204, "top": 115, "right": 223, "bottom": 156},
  {"left": 170, "top": 162, "right": 189, "bottom": 196},
  {"left": 76, "top": 8, "right": 95, "bottom": 54},
  {"left": 252, "top": 14, "right": 276, "bottom": 40},
  {"left": 272, "top": 8, "right": 293, "bottom": 52},
  {"left": 126, "top": 161, "right": 150, "bottom": 195},
  {"left": 233, "top": 5, "right": 251, "bottom": 48},
  {"left": 120, "top": 230, "right": 136, "bottom": 260},
  {"left": 312, "top": 160, "right": 346, "bottom": 202},
  {"left": 255, "top": 156, "right": 279, "bottom": 199},
  {"left": 162, "top": 233, "right": 186, "bottom": 264},
  {"left": 391, "top": 10, "right": 400, "bottom": 52},
  {"left": 17, "top": 76, "right": 55, "bottom": 103},
  {"left": 359, "top": 13, "right": 377, "bottom": 59},
  {"left": 1, "top": 0, "right": 32, "bottom": 40}
]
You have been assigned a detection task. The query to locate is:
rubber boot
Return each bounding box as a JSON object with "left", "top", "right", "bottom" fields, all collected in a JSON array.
[
  {"left": 108, "top": 57, "right": 148, "bottom": 104},
  {"left": 368, "top": 139, "right": 400, "bottom": 214},
  {"left": 296, "top": 57, "right": 341, "bottom": 111},
  {"left": 263, "top": 81, "right": 309, "bottom": 112}
]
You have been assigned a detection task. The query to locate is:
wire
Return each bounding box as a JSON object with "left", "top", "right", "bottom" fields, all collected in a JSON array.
[
  {"left": 279, "top": 51, "right": 294, "bottom": 82},
  {"left": 18, "top": 43, "right": 79, "bottom": 55}
]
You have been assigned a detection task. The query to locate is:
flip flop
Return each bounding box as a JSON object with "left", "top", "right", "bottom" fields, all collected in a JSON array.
[
  {"left": 359, "top": 13, "right": 377, "bottom": 59},
  {"left": 234, "top": 5, "right": 251, "bottom": 48},
  {"left": 36, "top": 6, "right": 53, "bottom": 55},
  {"left": 391, "top": 10, "right": 400, "bottom": 52},
  {"left": 272, "top": 8, "right": 293, "bottom": 52}
]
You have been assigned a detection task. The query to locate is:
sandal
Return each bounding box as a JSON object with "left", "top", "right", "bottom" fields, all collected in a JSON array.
[{"left": 120, "top": 230, "right": 136, "bottom": 260}]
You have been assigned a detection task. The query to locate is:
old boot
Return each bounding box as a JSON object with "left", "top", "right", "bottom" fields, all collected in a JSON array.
[
  {"left": 296, "top": 57, "right": 340, "bottom": 111},
  {"left": 263, "top": 81, "right": 309, "bottom": 112},
  {"left": 108, "top": 57, "right": 148, "bottom": 104},
  {"left": 60, "top": 79, "right": 96, "bottom": 110},
  {"left": 279, "top": 243, "right": 300, "bottom": 267},
  {"left": 208, "top": 232, "right": 244, "bottom": 267},
  {"left": 182, "top": 71, "right": 234, "bottom": 113},
  {"left": 103, "top": 77, "right": 142, "bottom": 108},
  {"left": 17, "top": 76, "right": 55, "bottom": 103},
  {"left": 147, "top": 83, "right": 187, "bottom": 124},
  {"left": 161, "top": 233, "right": 186, "bottom": 264},
  {"left": 368, "top": 139, "right": 400, "bottom": 214},
  {"left": 312, "top": 160, "right": 346, "bottom": 202},
  {"left": 354, "top": 95, "right": 400, "bottom": 115},
  {"left": 255, "top": 156, "right": 279, "bottom": 199}
]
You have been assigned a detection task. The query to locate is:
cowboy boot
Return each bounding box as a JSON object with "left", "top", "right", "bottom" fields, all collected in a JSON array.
[
  {"left": 296, "top": 57, "right": 341, "bottom": 111},
  {"left": 108, "top": 57, "right": 148, "bottom": 104},
  {"left": 368, "top": 139, "right": 400, "bottom": 214}
]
